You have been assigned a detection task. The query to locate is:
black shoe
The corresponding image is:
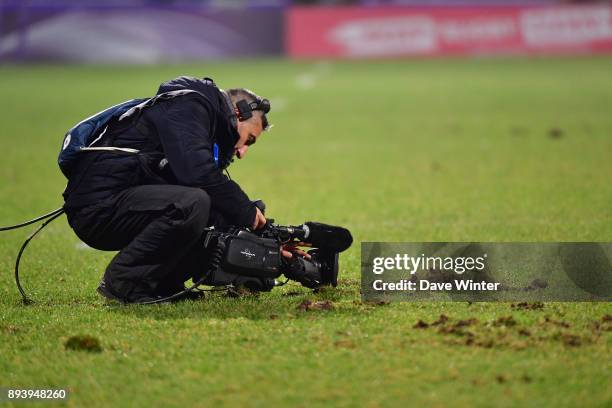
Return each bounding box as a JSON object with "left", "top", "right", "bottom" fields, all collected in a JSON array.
[
  {"left": 97, "top": 280, "right": 170, "bottom": 305},
  {"left": 97, "top": 280, "right": 126, "bottom": 304}
]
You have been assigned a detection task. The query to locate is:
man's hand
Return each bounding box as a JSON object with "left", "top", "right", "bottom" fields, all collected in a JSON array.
[
  {"left": 281, "top": 245, "right": 312, "bottom": 260},
  {"left": 252, "top": 207, "right": 266, "bottom": 230}
]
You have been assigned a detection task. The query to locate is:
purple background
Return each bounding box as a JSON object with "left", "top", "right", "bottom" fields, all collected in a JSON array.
[{"left": 0, "top": 1, "right": 285, "bottom": 62}]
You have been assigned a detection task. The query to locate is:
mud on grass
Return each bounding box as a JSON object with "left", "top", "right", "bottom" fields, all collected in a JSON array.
[{"left": 411, "top": 308, "right": 611, "bottom": 350}]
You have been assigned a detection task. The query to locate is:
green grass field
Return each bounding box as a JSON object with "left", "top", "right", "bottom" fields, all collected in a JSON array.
[{"left": 1, "top": 57, "right": 611, "bottom": 407}]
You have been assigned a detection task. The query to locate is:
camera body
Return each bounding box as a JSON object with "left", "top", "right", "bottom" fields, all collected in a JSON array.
[
  {"left": 198, "top": 220, "right": 352, "bottom": 290},
  {"left": 222, "top": 230, "right": 282, "bottom": 279}
]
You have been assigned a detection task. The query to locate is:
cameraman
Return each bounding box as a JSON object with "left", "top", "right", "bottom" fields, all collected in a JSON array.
[{"left": 63, "top": 76, "right": 293, "bottom": 304}]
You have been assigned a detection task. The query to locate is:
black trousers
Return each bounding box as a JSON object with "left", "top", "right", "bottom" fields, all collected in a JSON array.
[{"left": 65, "top": 185, "right": 213, "bottom": 299}]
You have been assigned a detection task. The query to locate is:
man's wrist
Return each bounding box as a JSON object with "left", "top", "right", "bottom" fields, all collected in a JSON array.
[{"left": 244, "top": 204, "right": 258, "bottom": 229}]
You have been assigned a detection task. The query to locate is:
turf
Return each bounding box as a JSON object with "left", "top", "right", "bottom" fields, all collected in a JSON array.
[{"left": 0, "top": 57, "right": 611, "bottom": 407}]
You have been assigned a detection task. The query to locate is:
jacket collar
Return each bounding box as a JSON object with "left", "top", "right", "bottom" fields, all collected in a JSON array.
[
  {"left": 217, "top": 91, "right": 240, "bottom": 169},
  {"left": 220, "top": 90, "right": 238, "bottom": 129}
]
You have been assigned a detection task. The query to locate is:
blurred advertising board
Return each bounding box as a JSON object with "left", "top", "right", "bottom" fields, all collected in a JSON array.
[
  {"left": 287, "top": 4, "right": 612, "bottom": 58},
  {"left": 0, "top": 1, "right": 285, "bottom": 63}
]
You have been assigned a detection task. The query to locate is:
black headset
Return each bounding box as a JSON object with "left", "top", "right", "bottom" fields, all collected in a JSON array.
[{"left": 235, "top": 98, "right": 271, "bottom": 129}]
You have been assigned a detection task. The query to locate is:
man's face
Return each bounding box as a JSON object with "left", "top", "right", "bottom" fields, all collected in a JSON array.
[{"left": 234, "top": 114, "right": 264, "bottom": 160}]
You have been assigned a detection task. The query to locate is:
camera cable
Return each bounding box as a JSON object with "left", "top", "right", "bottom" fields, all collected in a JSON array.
[{"left": 1, "top": 207, "right": 66, "bottom": 304}]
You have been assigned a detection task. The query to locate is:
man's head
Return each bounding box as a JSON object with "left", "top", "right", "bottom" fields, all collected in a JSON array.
[{"left": 226, "top": 88, "right": 270, "bottom": 159}]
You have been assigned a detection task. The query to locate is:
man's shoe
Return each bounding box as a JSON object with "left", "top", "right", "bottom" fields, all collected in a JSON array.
[
  {"left": 97, "top": 280, "right": 126, "bottom": 304},
  {"left": 97, "top": 280, "right": 171, "bottom": 305}
]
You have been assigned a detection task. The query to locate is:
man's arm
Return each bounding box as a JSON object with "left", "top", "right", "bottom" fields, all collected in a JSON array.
[{"left": 150, "top": 95, "right": 256, "bottom": 228}]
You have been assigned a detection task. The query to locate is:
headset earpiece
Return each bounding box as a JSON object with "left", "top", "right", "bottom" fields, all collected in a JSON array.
[
  {"left": 235, "top": 99, "right": 253, "bottom": 121},
  {"left": 235, "top": 98, "right": 270, "bottom": 122}
]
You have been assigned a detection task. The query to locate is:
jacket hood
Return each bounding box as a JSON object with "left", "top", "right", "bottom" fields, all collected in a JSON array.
[
  {"left": 157, "top": 76, "right": 239, "bottom": 168},
  {"left": 157, "top": 76, "right": 235, "bottom": 123}
]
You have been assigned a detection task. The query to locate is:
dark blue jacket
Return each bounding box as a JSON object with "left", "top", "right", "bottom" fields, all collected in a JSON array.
[{"left": 62, "top": 76, "right": 256, "bottom": 227}]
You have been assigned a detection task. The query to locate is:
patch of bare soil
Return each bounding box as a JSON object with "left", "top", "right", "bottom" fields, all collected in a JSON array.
[
  {"left": 65, "top": 335, "right": 102, "bottom": 352},
  {"left": 297, "top": 300, "right": 334, "bottom": 311}
]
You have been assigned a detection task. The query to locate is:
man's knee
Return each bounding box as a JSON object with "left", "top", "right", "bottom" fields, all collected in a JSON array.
[
  {"left": 187, "top": 188, "right": 210, "bottom": 215},
  {"left": 175, "top": 188, "right": 210, "bottom": 231}
]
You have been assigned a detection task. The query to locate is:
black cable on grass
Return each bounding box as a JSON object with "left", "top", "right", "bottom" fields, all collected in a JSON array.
[
  {"left": 275, "top": 278, "right": 290, "bottom": 287},
  {"left": 0, "top": 206, "right": 66, "bottom": 304},
  {"left": 0, "top": 207, "right": 64, "bottom": 231},
  {"left": 134, "top": 268, "right": 228, "bottom": 305},
  {"left": 14, "top": 209, "right": 65, "bottom": 304},
  {"left": 194, "top": 286, "right": 230, "bottom": 292}
]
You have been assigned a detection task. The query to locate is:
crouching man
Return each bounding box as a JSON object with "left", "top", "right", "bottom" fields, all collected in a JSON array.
[{"left": 62, "top": 76, "right": 322, "bottom": 303}]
